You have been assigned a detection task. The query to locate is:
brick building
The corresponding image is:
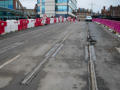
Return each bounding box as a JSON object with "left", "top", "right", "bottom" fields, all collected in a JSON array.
[
  {"left": 76, "top": 8, "right": 91, "bottom": 21},
  {"left": 101, "top": 5, "right": 120, "bottom": 17}
]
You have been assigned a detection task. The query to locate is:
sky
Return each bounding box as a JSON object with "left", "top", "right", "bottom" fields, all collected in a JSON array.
[{"left": 20, "top": 0, "right": 120, "bottom": 12}]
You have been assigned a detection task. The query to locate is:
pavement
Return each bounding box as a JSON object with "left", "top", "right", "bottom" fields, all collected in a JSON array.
[{"left": 0, "top": 21, "right": 119, "bottom": 90}]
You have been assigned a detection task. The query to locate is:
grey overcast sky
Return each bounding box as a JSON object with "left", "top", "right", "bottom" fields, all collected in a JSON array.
[{"left": 20, "top": 0, "right": 120, "bottom": 12}]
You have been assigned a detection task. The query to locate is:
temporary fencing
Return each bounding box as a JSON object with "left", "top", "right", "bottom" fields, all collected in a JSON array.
[
  {"left": 0, "top": 17, "right": 75, "bottom": 35},
  {"left": 28, "top": 19, "right": 36, "bottom": 28},
  {"left": 5, "top": 20, "right": 18, "bottom": 33},
  {"left": 92, "top": 18, "right": 120, "bottom": 34},
  {"left": 0, "top": 21, "right": 7, "bottom": 34}
]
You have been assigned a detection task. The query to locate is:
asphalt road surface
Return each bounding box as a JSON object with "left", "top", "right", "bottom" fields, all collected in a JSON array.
[{"left": 0, "top": 21, "right": 119, "bottom": 90}]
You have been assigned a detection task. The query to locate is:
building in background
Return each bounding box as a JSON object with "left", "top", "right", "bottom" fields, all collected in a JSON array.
[
  {"left": 37, "top": 0, "right": 77, "bottom": 17},
  {"left": 101, "top": 5, "right": 120, "bottom": 18},
  {"left": 0, "top": 0, "right": 24, "bottom": 19},
  {"left": 76, "top": 8, "right": 91, "bottom": 21},
  {"left": 0, "top": 0, "right": 36, "bottom": 20}
]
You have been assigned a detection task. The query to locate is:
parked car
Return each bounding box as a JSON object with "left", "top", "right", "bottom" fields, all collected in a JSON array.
[{"left": 85, "top": 16, "right": 92, "bottom": 21}]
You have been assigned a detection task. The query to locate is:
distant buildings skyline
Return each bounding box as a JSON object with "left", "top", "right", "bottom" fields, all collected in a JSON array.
[{"left": 19, "top": 0, "right": 120, "bottom": 12}]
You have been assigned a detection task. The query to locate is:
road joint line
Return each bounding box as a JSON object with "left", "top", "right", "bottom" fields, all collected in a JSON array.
[{"left": 0, "top": 54, "right": 21, "bottom": 70}]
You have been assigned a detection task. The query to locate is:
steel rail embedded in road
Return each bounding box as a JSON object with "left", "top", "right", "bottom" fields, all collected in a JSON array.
[
  {"left": 21, "top": 32, "right": 71, "bottom": 85},
  {"left": 86, "top": 22, "right": 98, "bottom": 90},
  {"left": 21, "top": 43, "right": 62, "bottom": 85}
]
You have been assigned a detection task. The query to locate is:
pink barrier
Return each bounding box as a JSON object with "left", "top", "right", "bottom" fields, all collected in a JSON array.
[{"left": 92, "top": 18, "right": 120, "bottom": 34}]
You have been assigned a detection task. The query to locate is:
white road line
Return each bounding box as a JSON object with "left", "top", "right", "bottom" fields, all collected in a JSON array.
[{"left": 0, "top": 54, "right": 21, "bottom": 69}]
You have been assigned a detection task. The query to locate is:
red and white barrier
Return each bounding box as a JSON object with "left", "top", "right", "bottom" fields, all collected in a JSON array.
[
  {"left": 18, "top": 19, "right": 29, "bottom": 31},
  {"left": 0, "top": 21, "right": 7, "bottom": 34},
  {"left": 0, "top": 17, "right": 75, "bottom": 35},
  {"left": 5, "top": 20, "right": 18, "bottom": 33},
  {"left": 28, "top": 19, "right": 36, "bottom": 28},
  {"left": 50, "top": 18, "right": 54, "bottom": 24},
  {"left": 54, "top": 18, "right": 57, "bottom": 23},
  {"left": 45, "top": 17, "right": 50, "bottom": 25}
]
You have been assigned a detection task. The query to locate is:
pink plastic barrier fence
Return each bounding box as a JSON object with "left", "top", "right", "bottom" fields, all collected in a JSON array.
[{"left": 92, "top": 18, "right": 120, "bottom": 34}]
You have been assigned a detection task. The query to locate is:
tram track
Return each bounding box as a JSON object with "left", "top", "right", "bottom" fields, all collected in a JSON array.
[
  {"left": 86, "top": 22, "right": 98, "bottom": 90},
  {"left": 21, "top": 31, "right": 71, "bottom": 85}
]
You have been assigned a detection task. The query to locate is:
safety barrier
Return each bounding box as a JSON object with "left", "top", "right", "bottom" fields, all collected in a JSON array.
[
  {"left": 54, "top": 18, "right": 57, "bottom": 23},
  {"left": 50, "top": 18, "right": 54, "bottom": 24},
  {"left": 0, "top": 21, "right": 7, "bottom": 34},
  {"left": 18, "top": 19, "right": 29, "bottom": 31},
  {"left": 5, "top": 20, "right": 18, "bottom": 33},
  {"left": 35, "top": 18, "right": 43, "bottom": 27},
  {"left": 28, "top": 19, "right": 36, "bottom": 28},
  {"left": 45, "top": 17, "right": 50, "bottom": 25},
  {"left": 0, "top": 17, "right": 75, "bottom": 35},
  {"left": 92, "top": 18, "right": 120, "bottom": 34}
]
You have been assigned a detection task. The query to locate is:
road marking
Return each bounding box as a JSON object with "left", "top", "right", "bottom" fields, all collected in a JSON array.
[{"left": 0, "top": 55, "right": 21, "bottom": 69}]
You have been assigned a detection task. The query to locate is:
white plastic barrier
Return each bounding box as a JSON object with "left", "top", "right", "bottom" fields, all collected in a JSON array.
[
  {"left": 50, "top": 18, "right": 54, "bottom": 24},
  {"left": 64, "top": 18, "right": 67, "bottom": 22},
  {"left": 41, "top": 18, "right": 45, "bottom": 25},
  {"left": 60, "top": 17, "right": 62, "bottom": 22},
  {"left": 5, "top": 20, "right": 18, "bottom": 33},
  {"left": 56, "top": 18, "right": 59, "bottom": 23},
  {"left": 28, "top": 19, "right": 35, "bottom": 28}
]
